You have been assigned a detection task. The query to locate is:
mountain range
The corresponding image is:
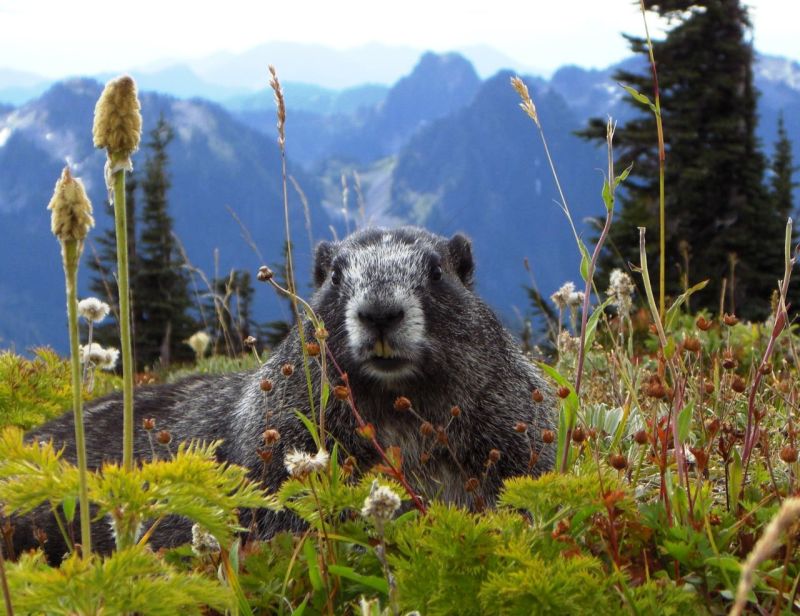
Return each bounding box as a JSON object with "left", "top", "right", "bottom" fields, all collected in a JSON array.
[{"left": 1, "top": 48, "right": 798, "bottom": 354}]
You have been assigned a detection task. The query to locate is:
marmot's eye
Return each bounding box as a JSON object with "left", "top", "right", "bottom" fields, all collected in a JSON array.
[
  {"left": 331, "top": 269, "right": 342, "bottom": 285},
  {"left": 431, "top": 264, "right": 443, "bottom": 281}
]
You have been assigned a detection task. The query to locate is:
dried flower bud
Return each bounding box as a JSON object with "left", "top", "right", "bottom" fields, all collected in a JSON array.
[
  {"left": 48, "top": 167, "right": 95, "bottom": 243},
  {"left": 572, "top": 427, "right": 586, "bottom": 443},
  {"left": 723, "top": 313, "right": 739, "bottom": 326},
  {"left": 342, "top": 456, "right": 357, "bottom": 475},
  {"left": 333, "top": 385, "right": 349, "bottom": 400},
  {"left": 420, "top": 421, "right": 435, "bottom": 436},
  {"left": 541, "top": 429, "right": 555, "bottom": 444},
  {"left": 305, "top": 342, "right": 320, "bottom": 357},
  {"left": 256, "top": 265, "right": 274, "bottom": 282},
  {"left": 779, "top": 445, "right": 798, "bottom": 464},
  {"left": 436, "top": 426, "right": 448, "bottom": 445},
  {"left": 260, "top": 378, "right": 273, "bottom": 392},
  {"left": 557, "top": 386, "right": 571, "bottom": 399},
  {"left": 514, "top": 422, "right": 528, "bottom": 433},
  {"left": 257, "top": 448, "right": 274, "bottom": 463},
  {"left": 243, "top": 336, "right": 257, "bottom": 348},
  {"left": 722, "top": 350, "right": 737, "bottom": 370},
  {"left": 758, "top": 362, "right": 772, "bottom": 376},
  {"left": 609, "top": 453, "right": 628, "bottom": 471},
  {"left": 731, "top": 375, "right": 747, "bottom": 394},
  {"left": 393, "top": 396, "right": 412, "bottom": 412},
  {"left": 464, "top": 477, "right": 480, "bottom": 493},
  {"left": 357, "top": 423, "right": 375, "bottom": 440},
  {"left": 683, "top": 337, "right": 701, "bottom": 353},
  {"left": 704, "top": 381, "right": 715, "bottom": 395},
  {"left": 646, "top": 376, "right": 666, "bottom": 399},
  {"left": 142, "top": 417, "right": 155, "bottom": 431},
  {"left": 487, "top": 449, "right": 501, "bottom": 464},
  {"left": 263, "top": 429, "right": 281, "bottom": 445},
  {"left": 156, "top": 430, "right": 172, "bottom": 445},
  {"left": 281, "top": 363, "right": 294, "bottom": 377},
  {"left": 450, "top": 405, "right": 462, "bottom": 417},
  {"left": 696, "top": 316, "right": 713, "bottom": 331},
  {"left": 315, "top": 327, "right": 329, "bottom": 341},
  {"left": 705, "top": 418, "right": 720, "bottom": 435},
  {"left": 92, "top": 75, "right": 141, "bottom": 161},
  {"left": 634, "top": 429, "right": 648, "bottom": 445},
  {"left": 531, "top": 388, "right": 544, "bottom": 403}
]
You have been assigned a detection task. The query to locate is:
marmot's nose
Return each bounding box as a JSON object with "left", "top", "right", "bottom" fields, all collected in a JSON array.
[{"left": 357, "top": 306, "right": 405, "bottom": 335}]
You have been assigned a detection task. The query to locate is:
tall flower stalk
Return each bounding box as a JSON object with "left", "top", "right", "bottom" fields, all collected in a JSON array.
[
  {"left": 92, "top": 75, "right": 142, "bottom": 472},
  {"left": 47, "top": 167, "right": 95, "bottom": 556}
]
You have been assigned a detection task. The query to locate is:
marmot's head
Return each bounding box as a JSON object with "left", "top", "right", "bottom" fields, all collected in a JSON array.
[{"left": 312, "top": 227, "right": 475, "bottom": 388}]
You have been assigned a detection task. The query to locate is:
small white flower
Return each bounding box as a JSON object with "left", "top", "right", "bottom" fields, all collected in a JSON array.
[
  {"left": 78, "top": 297, "right": 111, "bottom": 323},
  {"left": 186, "top": 331, "right": 211, "bottom": 359},
  {"left": 99, "top": 347, "right": 119, "bottom": 371},
  {"left": 361, "top": 480, "right": 401, "bottom": 522},
  {"left": 550, "top": 282, "right": 575, "bottom": 310},
  {"left": 80, "top": 343, "right": 119, "bottom": 370},
  {"left": 191, "top": 523, "right": 220, "bottom": 556},
  {"left": 284, "top": 448, "right": 330, "bottom": 478},
  {"left": 607, "top": 268, "right": 635, "bottom": 314},
  {"left": 567, "top": 291, "right": 585, "bottom": 308},
  {"left": 557, "top": 330, "right": 581, "bottom": 354}
]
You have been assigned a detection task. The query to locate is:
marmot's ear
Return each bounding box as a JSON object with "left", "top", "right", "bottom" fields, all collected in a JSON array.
[
  {"left": 313, "top": 240, "right": 337, "bottom": 287},
  {"left": 448, "top": 233, "right": 474, "bottom": 288}
]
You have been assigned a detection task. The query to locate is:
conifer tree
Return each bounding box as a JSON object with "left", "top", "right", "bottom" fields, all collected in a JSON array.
[
  {"left": 770, "top": 113, "right": 797, "bottom": 220},
  {"left": 136, "top": 115, "right": 196, "bottom": 368},
  {"left": 582, "top": 0, "right": 784, "bottom": 319}
]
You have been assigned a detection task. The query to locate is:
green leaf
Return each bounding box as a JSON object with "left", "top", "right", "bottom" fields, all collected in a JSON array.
[
  {"left": 621, "top": 84, "right": 656, "bottom": 112},
  {"left": 663, "top": 336, "right": 676, "bottom": 360},
  {"left": 665, "top": 280, "right": 710, "bottom": 330},
  {"left": 62, "top": 494, "right": 77, "bottom": 523},
  {"left": 704, "top": 556, "right": 742, "bottom": 574},
  {"left": 292, "top": 596, "right": 309, "bottom": 616},
  {"left": 728, "top": 448, "right": 743, "bottom": 512},
  {"left": 537, "top": 363, "right": 580, "bottom": 466},
  {"left": 303, "top": 538, "right": 324, "bottom": 592},
  {"left": 677, "top": 403, "right": 693, "bottom": 443},
  {"left": 294, "top": 410, "right": 322, "bottom": 450},
  {"left": 584, "top": 297, "right": 613, "bottom": 351},
  {"left": 614, "top": 163, "right": 633, "bottom": 188},
  {"left": 579, "top": 241, "right": 592, "bottom": 282},
  {"left": 602, "top": 180, "right": 614, "bottom": 212},
  {"left": 328, "top": 564, "right": 389, "bottom": 595}
]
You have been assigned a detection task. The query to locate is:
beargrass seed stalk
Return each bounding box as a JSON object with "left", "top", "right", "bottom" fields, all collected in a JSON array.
[
  {"left": 47, "top": 166, "right": 95, "bottom": 556},
  {"left": 93, "top": 75, "right": 142, "bottom": 472}
]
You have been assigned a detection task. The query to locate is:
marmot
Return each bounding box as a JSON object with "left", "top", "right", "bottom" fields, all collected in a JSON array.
[{"left": 12, "top": 227, "right": 555, "bottom": 560}]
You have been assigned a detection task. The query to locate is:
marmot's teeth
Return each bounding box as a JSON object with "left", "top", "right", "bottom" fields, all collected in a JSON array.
[{"left": 372, "top": 339, "right": 395, "bottom": 358}]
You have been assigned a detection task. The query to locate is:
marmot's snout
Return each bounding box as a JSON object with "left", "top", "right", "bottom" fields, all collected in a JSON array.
[{"left": 357, "top": 304, "right": 405, "bottom": 336}]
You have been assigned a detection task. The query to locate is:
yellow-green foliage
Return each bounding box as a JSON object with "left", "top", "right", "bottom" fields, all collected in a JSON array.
[
  {"left": 0, "top": 347, "right": 120, "bottom": 430},
  {"left": 7, "top": 546, "right": 232, "bottom": 615},
  {"left": 165, "top": 352, "right": 265, "bottom": 383}
]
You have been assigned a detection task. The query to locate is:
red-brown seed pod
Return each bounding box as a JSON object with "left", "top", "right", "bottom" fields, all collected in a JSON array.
[
  {"left": 541, "top": 429, "right": 555, "bottom": 444},
  {"left": 142, "top": 417, "right": 155, "bottom": 431},
  {"left": 779, "top": 445, "right": 798, "bottom": 464},
  {"left": 723, "top": 313, "right": 739, "bottom": 326},
  {"left": 281, "top": 363, "right": 294, "bottom": 377},
  {"left": 731, "top": 375, "right": 747, "bottom": 394},
  {"left": 528, "top": 451, "right": 539, "bottom": 469},
  {"left": 357, "top": 423, "right": 375, "bottom": 440},
  {"left": 420, "top": 421, "right": 435, "bottom": 437},
  {"left": 634, "top": 429, "right": 648, "bottom": 445},
  {"left": 572, "top": 426, "right": 586, "bottom": 443},
  {"left": 436, "top": 427, "right": 449, "bottom": 445},
  {"left": 646, "top": 377, "right": 666, "bottom": 399},
  {"left": 156, "top": 430, "right": 172, "bottom": 445},
  {"left": 514, "top": 422, "right": 528, "bottom": 433},
  {"left": 704, "top": 381, "right": 715, "bottom": 395},
  {"left": 257, "top": 448, "right": 273, "bottom": 463},
  {"left": 450, "top": 405, "right": 462, "bottom": 417},
  {"left": 704, "top": 418, "right": 720, "bottom": 435},
  {"left": 464, "top": 477, "right": 480, "bottom": 492},
  {"left": 758, "top": 362, "right": 772, "bottom": 376},
  {"left": 305, "top": 342, "right": 321, "bottom": 357},
  {"left": 420, "top": 452, "right": 431, "bottom": 464},
  {"left": 722, "top": 352, "right": 737, "bottom": 370},
  {"left": 487, "top": 449, "right": 501, "bottom": 464},
  {"left": 696, "top": 316, "right": 713, "bottom": 331},
  {"left": 260, "top": 378, "right": 273, "bottom": 392},
  {"left": 683, "top": 337, "right": 701, "bottom": 353},
  {"left": 256, "top": 265, "right": 274, "bottom": 282},
  {"left": 333, "top": 385, "right": 349, "bottom": 401},
  {"left": 263, "top": 429, "right": 281, "bottom": 445},
  {"left": 531, "top": 388, "right": 544, "bottom": 403},
  {"left": 394, "top": 396, "right": 412, "bottom": 412},
  {"left": 557, "top": 386, "right": 570, "bottom": 399},
  {"left": 609, "top": 453, "right": 628, "bottom": 471}
]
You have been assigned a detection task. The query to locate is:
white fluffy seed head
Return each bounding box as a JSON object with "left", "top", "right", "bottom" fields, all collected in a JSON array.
[
  {"left": 78, "top": 297, "right": 111, "bottom": 323},
  {"left": 361, "top": 480, "right": 401, "bottom": 522}
]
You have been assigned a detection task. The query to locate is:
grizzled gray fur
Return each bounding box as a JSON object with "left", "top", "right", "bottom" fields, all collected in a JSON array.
[{"left": 11, "top": 227, "right": 555, "bottom": 562}]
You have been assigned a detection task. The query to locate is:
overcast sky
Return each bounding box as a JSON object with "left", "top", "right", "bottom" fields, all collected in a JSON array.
[{"left": 1, "top": 0, "right": 797, "bottom": 79}]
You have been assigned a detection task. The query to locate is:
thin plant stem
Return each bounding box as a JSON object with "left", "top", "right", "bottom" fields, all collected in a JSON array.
[
  {"left": 112, "top": 166, "right": 135, "bottom": 473},
  {"left": 63, "top": 239, "right": 92, "bottom": 555},
  {"left": 0, "top": 540, "right": 13, "bottom": 616},
  {"left": 638, "top": 0, "right": 666, "bottom": 320}
]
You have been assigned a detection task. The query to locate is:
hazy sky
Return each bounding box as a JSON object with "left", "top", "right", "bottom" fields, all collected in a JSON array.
[{"left": 1, "top": 0, "right": 797, "bottom": 79}]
